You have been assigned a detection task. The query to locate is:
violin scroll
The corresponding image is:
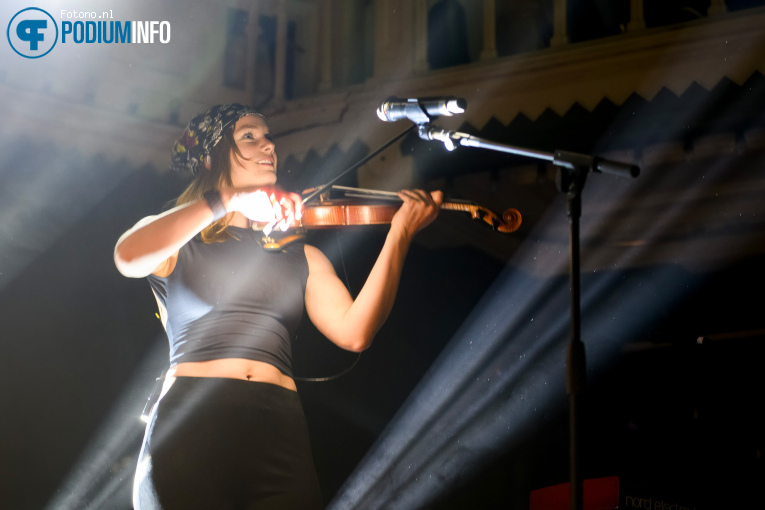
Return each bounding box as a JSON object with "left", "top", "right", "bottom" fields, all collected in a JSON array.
[
  {"left": 501, "top": 208, "right": 522, "bottom": 233},
  {"left": 440, "top": 202, "right": 522, "bottom": 233}
]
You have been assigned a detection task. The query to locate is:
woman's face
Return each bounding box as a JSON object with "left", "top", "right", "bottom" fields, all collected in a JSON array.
[{"left": 228, "top": 115, "right": 277, "bottom": 188}]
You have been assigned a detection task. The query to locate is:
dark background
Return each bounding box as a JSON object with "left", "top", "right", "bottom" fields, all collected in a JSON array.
[{"left": 1, "top": 120, "right": 763, "bottom": 508}]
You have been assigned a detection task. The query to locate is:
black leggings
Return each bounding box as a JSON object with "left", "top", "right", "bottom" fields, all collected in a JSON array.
[{"left": 133, "top": 377, "right": 323, "bottom": 510}]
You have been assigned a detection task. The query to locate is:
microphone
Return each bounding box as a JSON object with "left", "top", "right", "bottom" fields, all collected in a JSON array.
[{"left": 377, "top": 96, "right": 467, "bottom": 124}]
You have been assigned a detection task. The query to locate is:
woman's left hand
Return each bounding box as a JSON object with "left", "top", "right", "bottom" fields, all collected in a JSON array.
[{"left": 390, "top": 189, "right": 443, "bottom": 241}]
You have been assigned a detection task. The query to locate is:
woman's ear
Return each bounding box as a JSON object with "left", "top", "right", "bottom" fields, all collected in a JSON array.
[{"left": 204, "top": 155, "right": 212, "bottom": 170}]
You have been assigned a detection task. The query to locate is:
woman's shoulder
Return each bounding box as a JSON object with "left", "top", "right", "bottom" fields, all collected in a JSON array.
[
  {"left": 303, "top": 244, "right": 334, "bottom": 275},
  {"left": 303, "top": 243, "right": 325, "bottom": 259}
]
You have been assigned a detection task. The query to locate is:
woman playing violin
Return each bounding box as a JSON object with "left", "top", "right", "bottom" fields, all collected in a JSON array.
[{"left": 114, "top": 104, "right": 441, "bottom": 509}]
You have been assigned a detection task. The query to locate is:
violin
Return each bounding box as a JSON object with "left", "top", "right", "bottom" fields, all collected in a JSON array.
[{"left": 259, "top": 186, "right": 521, "bottom": 251}]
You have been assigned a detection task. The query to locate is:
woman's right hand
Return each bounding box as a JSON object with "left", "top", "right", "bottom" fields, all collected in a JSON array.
[
  {"left": 115, "top": 187, "right": 305, "bottom": 279},
  {"left": 222, "top": 186, "right": 304, "bottom": 233}
]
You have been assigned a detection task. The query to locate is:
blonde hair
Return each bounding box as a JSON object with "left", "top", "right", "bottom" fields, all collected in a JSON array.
[{"left": 175, "top": 126, "right": 247, "bottom": 243}]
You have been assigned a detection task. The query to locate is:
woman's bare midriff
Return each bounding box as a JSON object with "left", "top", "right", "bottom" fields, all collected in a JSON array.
[{"left": 167, "top": 358, "right": 297, "bottom": 392}]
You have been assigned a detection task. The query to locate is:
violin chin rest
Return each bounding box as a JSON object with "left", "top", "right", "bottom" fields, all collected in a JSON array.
[{"left": 262, "top": 234, "right": 306, "bottom": 252}]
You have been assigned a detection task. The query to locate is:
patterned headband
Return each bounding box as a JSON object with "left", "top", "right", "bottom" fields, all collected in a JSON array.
[{"left": 170, "top": 103, "right": 265, "bottom": 176}]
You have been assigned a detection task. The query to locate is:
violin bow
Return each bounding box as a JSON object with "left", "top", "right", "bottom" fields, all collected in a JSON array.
[
  {"left": 298, "top": 126, "right": 521, "bottom": 233},
  {"left": 301, "top": 125, "right": 417, "bottom": 205}
]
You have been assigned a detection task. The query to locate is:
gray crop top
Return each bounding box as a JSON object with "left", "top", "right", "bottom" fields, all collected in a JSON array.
[{"left": 146, "top": 226, "right": 309, "bottom": 377}]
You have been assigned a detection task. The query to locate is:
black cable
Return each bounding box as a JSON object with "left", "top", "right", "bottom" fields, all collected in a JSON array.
[
  {"left": 293, "top": 353, "right": 361, "bottom": 383},
  {"left": 294, "top": 230, "right": 361, "bottom": 382},
  {"left": 301, "top": 125, "right": 416, "bottom": 204}
]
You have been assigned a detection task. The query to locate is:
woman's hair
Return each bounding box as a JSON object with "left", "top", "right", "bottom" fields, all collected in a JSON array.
[{"left": 175, "top": 126, "right": 247, "bottom": 243}]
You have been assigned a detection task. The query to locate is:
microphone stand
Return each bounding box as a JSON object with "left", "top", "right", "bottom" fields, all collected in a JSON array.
[{"left": 420, "top": 123, "right": 639, "bottom": 510}]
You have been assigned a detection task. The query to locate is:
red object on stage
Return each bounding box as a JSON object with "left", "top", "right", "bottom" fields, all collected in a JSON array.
[{"left": 529, "top": 476, "right": 619, "bottom": 510}]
